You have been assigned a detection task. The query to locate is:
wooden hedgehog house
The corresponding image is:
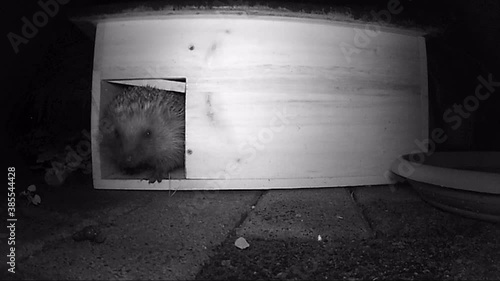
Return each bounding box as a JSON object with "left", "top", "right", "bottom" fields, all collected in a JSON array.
[{"left": 85, "top": 9, "right": 428, "bottom": 190}]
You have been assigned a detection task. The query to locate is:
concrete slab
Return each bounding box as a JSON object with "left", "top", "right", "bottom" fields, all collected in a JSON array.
[
  {"left": 236, "top": 188, "right": 371, "bottom": 242},
  {"left": 197, "top": 185, "right": 500, "bottom": 280},
  {"left": 3, "top": 173, "right": 169, "bottom": 262},
  {"left": 4, "top": 189, "right": 261, "bottom": 280}
]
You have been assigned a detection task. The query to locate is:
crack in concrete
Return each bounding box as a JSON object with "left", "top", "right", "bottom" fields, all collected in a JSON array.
[
  {"left": 229, "top": 191, "right": 267, "bottom": 236},
  {"left": 347, "top": 187, "right": 376, "bottom": 237}
]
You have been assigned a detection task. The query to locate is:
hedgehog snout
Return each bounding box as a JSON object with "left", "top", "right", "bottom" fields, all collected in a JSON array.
[{"left": 120, "top": 153, "right": 144, "bottom": 170}]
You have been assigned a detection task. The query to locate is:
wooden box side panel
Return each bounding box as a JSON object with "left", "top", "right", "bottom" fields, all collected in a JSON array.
[{"left": 93, "top": 16, "right": 427, "bottom": 185}]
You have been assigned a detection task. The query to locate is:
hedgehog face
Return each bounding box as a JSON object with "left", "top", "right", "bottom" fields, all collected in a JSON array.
[
  {"left": 113, "top": 116, "right": 159, "bottom": 170},
  {"left": 100, "top": 86, "right": 186, "bottom": 178}
]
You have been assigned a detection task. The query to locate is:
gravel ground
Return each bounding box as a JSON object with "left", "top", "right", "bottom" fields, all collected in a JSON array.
[{"left": 196, "top": 198, "right": 500, "bottom": 280}]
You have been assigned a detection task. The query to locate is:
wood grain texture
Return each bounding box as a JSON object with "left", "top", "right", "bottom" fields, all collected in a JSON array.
[{"left": 91, "top": 15, "right": 427, "bottom": 189}]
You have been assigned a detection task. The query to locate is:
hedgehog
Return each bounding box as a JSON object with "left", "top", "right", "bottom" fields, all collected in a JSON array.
[{"left": 99, "top": 85, "right": 185, "bottom": 183}]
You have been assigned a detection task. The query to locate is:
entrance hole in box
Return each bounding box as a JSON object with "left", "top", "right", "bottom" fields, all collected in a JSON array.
[{"left": 99, "top": 79, "right": 187, "bottom": 180}]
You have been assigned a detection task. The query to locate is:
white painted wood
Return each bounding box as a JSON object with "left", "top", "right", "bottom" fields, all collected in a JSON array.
[
  {"left": 91, "top": 14, "right": 427, "bottom": 189},
  {"left": 91, "top": 71, "right": 103, "bottom": 183},
  {"left": 94, "top": 175, "right": 390, "bottom": 190},
  {"left": 107, "top": 79, "right": 186, "bottom": 93}
]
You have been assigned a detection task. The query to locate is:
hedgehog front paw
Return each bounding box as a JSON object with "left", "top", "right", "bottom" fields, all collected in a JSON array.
[{"left": 148, "top": 169, "right": 165, "bottom": 184}]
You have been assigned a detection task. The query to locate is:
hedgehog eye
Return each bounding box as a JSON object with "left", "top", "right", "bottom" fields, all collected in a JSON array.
[
  {"left": 143, "top": 129, "right": 152, "bottom": 138},
  {"left": 114, "top": 129, "right": 120, "bottom": 138}
]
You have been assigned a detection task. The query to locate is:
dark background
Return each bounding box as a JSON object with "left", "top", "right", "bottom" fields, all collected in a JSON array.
[{"left": 3, "top": 0, "right": 500, "bottom": 185}]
